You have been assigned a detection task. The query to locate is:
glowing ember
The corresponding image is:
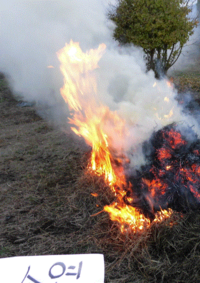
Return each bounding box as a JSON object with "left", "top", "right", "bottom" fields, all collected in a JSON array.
[
  {"left": 165, "top": 129, "right": 186, "bottom": 148},
  {"left": 157, "top": 148, "right": 172, "bottom": 161},
  {"left": 142, "top": 178, "right": 167, "bottom": 197},
  {"left": 130, "top": 124, "right": 200, "bottom": 218}
]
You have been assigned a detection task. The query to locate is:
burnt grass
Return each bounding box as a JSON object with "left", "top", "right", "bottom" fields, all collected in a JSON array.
[{"left": 1, "top": 75, "right": 200, "bottom": 283}]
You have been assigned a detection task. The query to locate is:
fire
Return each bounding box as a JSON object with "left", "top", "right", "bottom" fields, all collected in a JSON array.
[
  {"left": 153, "top": 208, "right": 173, "bottom": 224},
  {"left": 57, "top": 40, "right": 106, "bottom": 111},
  {"left": 57, "top": 40, "right": 124, "bottom": 186},
  {"left": 104, "top": 203, "right": 151, "bottom": 232},
  {"left": 104, "top": 201, "right": 174, "bottom": 233},
  {"left": 155, "top": 109, "right": 174, "bottom": 121},
  {"left": 157, "top": 148, "right": 172, "bottom": 161},
  {"left": 143, "top": 178, "right": 167, "bottom": 197},
  {"left": 164, "top": 108, "right": 173, "bottom": 119},
  {"left": 153, "top": 78, "right": 175, "bottom": 122},
  {"left": 166, "top": 129, "right": 186, "bottom": 148},
  {"left": 57, "top": 41, "right": 177, "bottom": 233}
]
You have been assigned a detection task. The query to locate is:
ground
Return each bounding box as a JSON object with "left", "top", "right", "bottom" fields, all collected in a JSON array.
[{"left": 1, "top": 71, "right": 200, "bottom": 282}]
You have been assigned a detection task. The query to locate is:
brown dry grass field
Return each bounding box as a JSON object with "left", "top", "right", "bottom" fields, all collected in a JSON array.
[{"left": 1, "top": 72, "right": 200, "bottom": 282}]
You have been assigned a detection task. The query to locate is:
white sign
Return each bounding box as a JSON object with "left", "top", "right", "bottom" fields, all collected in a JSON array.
[{"left": 0, "top": 254, "right": 104, "bottom": 283}]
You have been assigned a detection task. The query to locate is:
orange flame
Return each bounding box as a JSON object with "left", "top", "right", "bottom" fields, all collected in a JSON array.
[
  {"left": 57, "top": 40, "right": 124, "bottom": 186},
  {"left": 57, "top": 41, "right": 174, "bottom": 233},
  {"left": 104, "top": 203, "right": 151, "bottom": 232}
]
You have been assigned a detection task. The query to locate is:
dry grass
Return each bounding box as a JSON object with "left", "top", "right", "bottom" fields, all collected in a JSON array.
[
  {"left": 1, "top": 75, "right": 200, "bottom": 282},
  {"left": 172, "top": 72, "right": 200, "bottom": 95}
]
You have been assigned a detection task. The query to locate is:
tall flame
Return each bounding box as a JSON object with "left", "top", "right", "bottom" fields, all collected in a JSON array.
[{"left": 57, "top": 41, "right": 174, "bottom": 233}]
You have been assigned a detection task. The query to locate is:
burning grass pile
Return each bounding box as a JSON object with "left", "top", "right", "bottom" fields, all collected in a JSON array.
[{"left": 125, "top": 123, "right": 200, "bottom": 219}]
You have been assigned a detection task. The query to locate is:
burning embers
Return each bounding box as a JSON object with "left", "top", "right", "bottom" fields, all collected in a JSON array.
[
  {"left": 57, "top": 41, "right": 200, "bottom": 233},
  {"left": 125, "top": 125, "right": 200, "bottom": 221}
]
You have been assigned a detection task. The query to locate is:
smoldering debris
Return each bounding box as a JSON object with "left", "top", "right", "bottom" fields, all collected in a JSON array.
[{"left": 124, "top": 124, "right": 200, "bottom": 219}]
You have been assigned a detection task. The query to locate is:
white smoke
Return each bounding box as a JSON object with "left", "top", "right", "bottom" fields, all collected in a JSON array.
[
  {"left": 0, "top": 0, "right": 112, "bottom": 101},
  {"left": 170, "top": 1, "right": 199, "bottom": 72},
  {"left": 0, "top": 0, "right": 199, "bottom": 168}
]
